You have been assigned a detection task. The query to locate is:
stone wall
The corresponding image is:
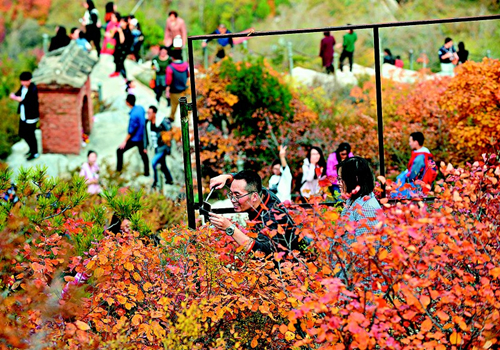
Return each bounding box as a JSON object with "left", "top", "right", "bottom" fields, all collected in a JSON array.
[{"left": 38, "top": 78, "right": 93, "bottom": 154}]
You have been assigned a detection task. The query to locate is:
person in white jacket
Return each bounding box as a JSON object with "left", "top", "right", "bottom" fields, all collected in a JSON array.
[
  {"left": 268, "top": 145, "right": 292, "bottom": 203},
  {"left": 300, "top": 146, "right": 327, "bottom": 199}
]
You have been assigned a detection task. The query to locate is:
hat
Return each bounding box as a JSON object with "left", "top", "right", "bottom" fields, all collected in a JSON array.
[
  {"left": 130, "top": 18, "right": 138, "bottom": 26},
  {"left": 20, "top": 71, "right": 32, "bottom": 81}
]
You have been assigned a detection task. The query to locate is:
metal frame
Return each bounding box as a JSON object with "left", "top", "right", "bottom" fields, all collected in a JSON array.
[{"left": 180, "top": 14, "right": 500, "bottom": 229}]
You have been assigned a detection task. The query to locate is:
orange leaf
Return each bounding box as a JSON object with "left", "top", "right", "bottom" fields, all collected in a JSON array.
[
  {"left": 420, "top": 318, "right": 433, "bottom": 332},
  {"left": 490, "top": 267, "right": 500, "bottom": 279},
  {"left": 279, "top": 324, "right": 288, "bottom": 334},
  {"left": 132, "top": 314, "right": 143, "bottom": 326},
  {"left": 251, "top": 336, "right": 258, "bottom": 348},
  {"left": 450, "top": 331, "right": 462, "bottom": 345},
  {"left": 437, "top": 311, "right": 450, "bottom": 322}
]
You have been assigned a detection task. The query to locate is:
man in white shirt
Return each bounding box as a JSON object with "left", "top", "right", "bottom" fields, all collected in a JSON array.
[
  {"left": 9, "top": 72, "right": 40, "bottom": 160},
  {"left": 268, "top": 145, "right": 292, "bottom": 203}
]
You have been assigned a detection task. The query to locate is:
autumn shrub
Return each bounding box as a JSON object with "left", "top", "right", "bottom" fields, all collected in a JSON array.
[{"left": 0, "top": 154, "right": 499, "bottom": 349}]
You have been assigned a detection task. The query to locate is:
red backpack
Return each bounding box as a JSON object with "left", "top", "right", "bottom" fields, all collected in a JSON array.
[{"left": 407, "top": 152, "right": 438, "bottom": 188}]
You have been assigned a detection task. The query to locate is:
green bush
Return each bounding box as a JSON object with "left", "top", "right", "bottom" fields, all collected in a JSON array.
[{"left": 219, "top": 57, "right": 294, "bottom": 134}]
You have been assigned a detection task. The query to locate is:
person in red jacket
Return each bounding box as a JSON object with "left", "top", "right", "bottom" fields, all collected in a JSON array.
[
  {"left": 166, "top": 49, "right": 189, "bottom": 122},
  {"left": 319, "top": 31, "right": 336, "bottom": 74}
]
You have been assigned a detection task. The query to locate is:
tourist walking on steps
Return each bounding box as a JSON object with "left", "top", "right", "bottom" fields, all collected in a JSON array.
[
  {"left": 116, "top": 94, "right": 150, "bottom": 176},
  {"left": 166, "top": 49, "right": 189, "bottom": 122},
  {"left": 338, "top": 25, "right": 357, "bottom": 72},
  {"left": 319, "top": 31, "right": 336, "bottom": 74},
  {"left": 152, "top": 46, "right": 171, "bottom": 104},
  {"left": 81, "top": 0, "right": 101, "bottom": 56},
  {"left": 146, "top": 106, "right": 174, "bottom": 189},
  {"left": 9, "top": 72, "right": 39, "bottom": 161},
  {"left": 164, "top": 11, "right": 187, "bottom": 52},
  {"left": 104, "top": 2, "right": 116, "bottom": 24},
  {"left": 110, "top": 14, "right": 129, "bottom": 78},
  {"left": 202, "top": 24, "right": 233, "bottom": 62},
  {"left": 438, "top": 37, "right": 458, "bottom": 77}
]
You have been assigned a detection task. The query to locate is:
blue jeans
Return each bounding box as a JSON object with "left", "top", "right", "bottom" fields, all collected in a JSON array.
[{"left": 152, "top": 151, "right": 173, "bottom": 186}]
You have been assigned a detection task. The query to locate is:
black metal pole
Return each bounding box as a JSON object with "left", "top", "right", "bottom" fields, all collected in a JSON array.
[
  {"left": 373, "top": 27, "right": 386, "bottom": 197},
  {"left": 187, "top": 38, "right": 204, "bottom": 209},
  {"left": 179, "top": 97, "right": 196, "bottom": 229}
]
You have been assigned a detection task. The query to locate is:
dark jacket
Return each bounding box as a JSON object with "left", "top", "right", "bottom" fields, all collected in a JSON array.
[
  {"left": 15, "top": 83, "right": 40, "bottom": 123},
  {"left": 246, "top": 189, "right": 300, "bottom": 256}
]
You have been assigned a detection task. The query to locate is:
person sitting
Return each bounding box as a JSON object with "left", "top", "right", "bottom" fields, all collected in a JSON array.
[
  {"left": 80, "top": 150, "right": 101, "bottom": 194},
  {"left": 208, "top": 170, "right": 303, "bottom": 258},
  {"left": 75, "top": 30, "right": 92, "bottom": 52},
  {"left": 326, "top": 142, "right": 353, "bottom": 200},
  {"left": 383, "top": 48, "right": 395, "bottom": 65},
  {"left": 394, "top": 131, "right": 437, "bottom": 197},
  {"left": 49, "top": 26, "right": 71, "bottom": 51}
]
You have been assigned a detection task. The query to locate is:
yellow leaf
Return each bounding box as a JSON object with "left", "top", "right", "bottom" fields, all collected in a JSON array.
[
  {"left": 285, "top": 331, "right": 295, "bottom": 341},
  {"left": 143, "top": 282, "right": 152, "bottom": 291},
  {"left": 75, "top": 320, "right": 90, "bottom": 331},
  {"left": 124, "top": 262, "right": 134, "bottom": 271},
  {"left": 86, "top": 260, "right": 95, "bottom": 270},
  {"left": 133, "top": 272, "right": 142, "bottom": 281},
  {"left": 450, "top": 331, "right": 462, "bottom": 345},
  {"left": 94, "top": 267, "right": 104, "bottom": 278},
  {"left": 125, "top": 303, "right": 134, "bottom": 310}
]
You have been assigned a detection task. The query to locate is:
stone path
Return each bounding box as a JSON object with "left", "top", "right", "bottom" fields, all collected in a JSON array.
[{"left": 7, "top": 54, "right": 185, "bottom": 194}]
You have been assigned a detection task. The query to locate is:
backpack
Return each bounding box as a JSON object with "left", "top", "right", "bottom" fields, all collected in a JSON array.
[{"left": 407, "top": 152, "right": 438, "bottom": 191}]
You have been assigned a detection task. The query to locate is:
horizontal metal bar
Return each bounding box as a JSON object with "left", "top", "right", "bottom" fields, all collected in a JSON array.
[
  {"left": 188, "top": 14, "right": 500, "bottom": 41},
  {"left": 208, "top": 197, "right": 436, "bottom": 214}
]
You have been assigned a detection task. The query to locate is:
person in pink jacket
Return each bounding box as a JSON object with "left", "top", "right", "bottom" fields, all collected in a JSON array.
[
  {"left": 164, "top": 11, "right": 187, "bottom": 50},
  {"left": 327, "top": 142, "right": 353, "bottom": 199}
]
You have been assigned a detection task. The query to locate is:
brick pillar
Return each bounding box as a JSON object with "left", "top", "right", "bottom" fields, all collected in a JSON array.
[{"left": 37, "top": 78, "right": 94, "bottom": 155}]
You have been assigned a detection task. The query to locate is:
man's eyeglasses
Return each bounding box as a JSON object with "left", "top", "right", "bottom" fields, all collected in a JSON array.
[{"left": 227, "top": 191, "right": 255, "bottom": 202}]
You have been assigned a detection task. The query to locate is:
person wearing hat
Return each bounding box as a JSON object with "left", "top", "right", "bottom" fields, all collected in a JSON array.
[{"left": 9, "top": 72, "right": 40, "bottom": 160}]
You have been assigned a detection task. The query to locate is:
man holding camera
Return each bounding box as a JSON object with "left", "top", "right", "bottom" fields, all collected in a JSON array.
[{"left": 208, "top": 170, "right": 301, "bottom": 257}]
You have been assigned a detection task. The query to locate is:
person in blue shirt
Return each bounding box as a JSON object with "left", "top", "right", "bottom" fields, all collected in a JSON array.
[
  {"left": 202, "top": 23, "right": 233, "bottom": 62},
  {"left": 116, "top": 94, "right": 150, "bottom": 176}
]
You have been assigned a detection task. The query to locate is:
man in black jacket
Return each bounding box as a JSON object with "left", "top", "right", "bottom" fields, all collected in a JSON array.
[
  {"left": 9, "top": 72, "right": 39, "bottom": 160},
  {"left": 208, "top": 170, "right": 302, "bottom": 258}
]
